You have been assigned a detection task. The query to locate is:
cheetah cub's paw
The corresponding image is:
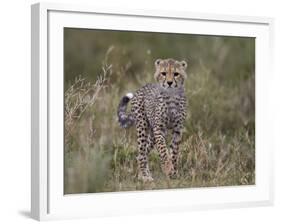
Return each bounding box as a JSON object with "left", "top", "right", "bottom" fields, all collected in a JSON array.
[
  {"left": 169, "top": 169, "right": 178, "bottom": 179},
  {"left": 162, "top": 159, "right": 174, "bottom": 177},
  {"left": 138, "top": 175, "right": 154, "bottom": 182}
]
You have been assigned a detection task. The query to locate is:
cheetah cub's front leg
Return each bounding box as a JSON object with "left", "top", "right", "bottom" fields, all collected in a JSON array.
[
  {"left": 170, "top": 100, "right": 186, "bottom": 178},
  {"left": 135, "top": 118, "right": 154, "bottom": 182},
  {"left": 153, "top": 124, "right": 174, "bottom": 177},
  {"left": 169, "top": 129, "right": 183, "bottom": 178}
]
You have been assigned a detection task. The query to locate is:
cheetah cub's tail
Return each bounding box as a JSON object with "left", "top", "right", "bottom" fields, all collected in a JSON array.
[{"left": 117, "top": 92, "right": 134, "bottom": 128}]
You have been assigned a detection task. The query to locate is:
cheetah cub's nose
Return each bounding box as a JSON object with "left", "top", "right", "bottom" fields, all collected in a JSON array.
[{"left": 167, "top": 81, "right": 173, "bottom": 86}]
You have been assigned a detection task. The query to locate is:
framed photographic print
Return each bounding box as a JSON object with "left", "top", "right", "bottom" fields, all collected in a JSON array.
[{"left": 31, "top": 2, "right": 274, "bottom": 221}]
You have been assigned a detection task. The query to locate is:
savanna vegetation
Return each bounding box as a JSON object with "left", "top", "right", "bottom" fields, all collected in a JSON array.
[{"left": 64, "top": 28, "right": 255, "bottom": 194}]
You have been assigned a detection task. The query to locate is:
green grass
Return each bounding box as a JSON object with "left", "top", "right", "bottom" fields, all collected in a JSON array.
[{"left": 64, "top": 29, "right": 255, "bottom": 194}]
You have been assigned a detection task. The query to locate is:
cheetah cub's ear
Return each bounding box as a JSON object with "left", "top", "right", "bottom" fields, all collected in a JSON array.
[
  {"left": 180, "top": 60, "right": 188, "bottom": 70},
  {"left": 154, "top": 59, "right": 162, "bottom": 81},
  {"left": 155, "top": 58, "right": 162, "bottom": 67}
]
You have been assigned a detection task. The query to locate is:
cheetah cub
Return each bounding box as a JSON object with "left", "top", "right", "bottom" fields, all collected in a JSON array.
[{"left": 117, "top": 58, "right": 187, "bottom": 182}]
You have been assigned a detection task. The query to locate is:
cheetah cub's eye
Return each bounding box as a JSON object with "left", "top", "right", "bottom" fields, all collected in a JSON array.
[
  {"left": 161, "top": 72, "right": 167, "bottom": 76},
  {"left": 174, "top": 72, "right": 179, "bottom": 77}
]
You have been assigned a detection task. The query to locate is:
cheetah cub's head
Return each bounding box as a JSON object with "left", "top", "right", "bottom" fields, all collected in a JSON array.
[{"left": 154, "top": 58, "right": 187, "bottom": 89}]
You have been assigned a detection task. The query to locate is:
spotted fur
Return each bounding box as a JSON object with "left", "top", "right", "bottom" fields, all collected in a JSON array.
[{"left": 117, "top": 58, "right": 188, "bottom": 181}]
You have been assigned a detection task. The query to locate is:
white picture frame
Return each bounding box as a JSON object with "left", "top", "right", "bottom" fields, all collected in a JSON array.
[{"left": 31, "top": 2, "right": 274, "bottom": 221}]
